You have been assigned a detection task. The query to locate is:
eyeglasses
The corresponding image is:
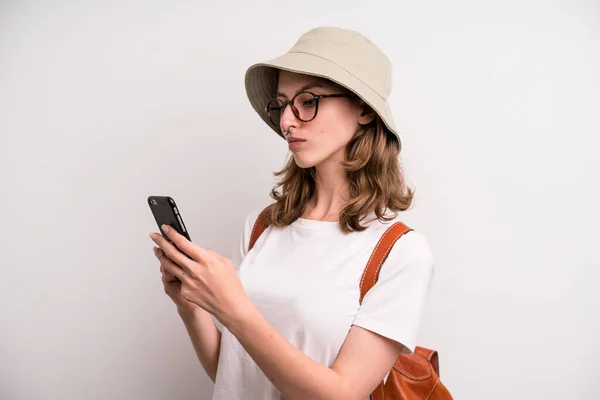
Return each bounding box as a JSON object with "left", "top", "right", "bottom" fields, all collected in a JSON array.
[{"left": 265, "top": 90, "right": 358, "bottom": 128}]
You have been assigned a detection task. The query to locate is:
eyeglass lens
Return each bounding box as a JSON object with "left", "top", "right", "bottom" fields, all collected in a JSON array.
[{"left": 267, "top": 92, "right": 318, "bottom": 127}]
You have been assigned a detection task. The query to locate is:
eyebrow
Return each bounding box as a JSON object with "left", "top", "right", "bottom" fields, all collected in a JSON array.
[{"left": 276, "top": 82, "right": 326, "bottom": 99}]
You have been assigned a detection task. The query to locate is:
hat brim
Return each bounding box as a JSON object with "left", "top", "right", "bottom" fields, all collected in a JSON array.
[{"left": 245, "top": 51, "right": 400, "bottom": 146}]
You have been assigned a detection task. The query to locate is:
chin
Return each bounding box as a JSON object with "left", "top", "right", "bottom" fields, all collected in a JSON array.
[{"left": 292, "top": 154, "right": 319, "bottom": 169}]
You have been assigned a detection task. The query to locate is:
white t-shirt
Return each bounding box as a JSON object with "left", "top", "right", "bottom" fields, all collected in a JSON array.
[{"left": 212, "top": 209, "right": 435, "bottom": 400}]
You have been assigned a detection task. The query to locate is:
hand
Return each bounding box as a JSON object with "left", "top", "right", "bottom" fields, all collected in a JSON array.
[
  {"left": 154, "top": 246, "right": 199, "bottom": 313},
  {"left": 149, "top": 225, "right": 250, "bottom": 323}
]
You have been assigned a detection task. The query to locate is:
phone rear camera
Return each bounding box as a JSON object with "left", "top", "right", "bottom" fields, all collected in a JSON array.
[{"left": 150, "top": 199, "right": 158, "bottom": 206}]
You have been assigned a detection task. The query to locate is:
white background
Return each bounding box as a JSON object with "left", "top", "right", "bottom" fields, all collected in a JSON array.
[{"left": 1, "top": 1, "right": 599, "bottom": 399}]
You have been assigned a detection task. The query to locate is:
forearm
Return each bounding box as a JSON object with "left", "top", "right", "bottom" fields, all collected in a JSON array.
[
  {"left": 179, "top": 307, "right": 221, "bottom": 382},
  {"left": 221, "top": 302, "right": 350, "bottom": 400}
]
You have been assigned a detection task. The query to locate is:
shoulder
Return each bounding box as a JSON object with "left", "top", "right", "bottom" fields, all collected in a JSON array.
[
  {"left": 244, "top": 208, "right": 264, "bottom": 232},
  {"left": 390, "top": 230, "right": 435, "bottom": 269},
  {"left": 367, "top": 213, "right": 436, "bottom": 274},
  {"left": 238, "top": 207, "right": 270, "bottom": 252},
  {"left": 231, "top": 208, "right": 269, "bottom": 267}
]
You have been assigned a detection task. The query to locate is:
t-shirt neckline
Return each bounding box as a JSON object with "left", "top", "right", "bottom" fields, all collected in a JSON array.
[
  {"left": 291, "top": 210, "right": 382, "bottom": 231},
  {"left": 291, "top": 217, "right": 341, "bottom": 231}
]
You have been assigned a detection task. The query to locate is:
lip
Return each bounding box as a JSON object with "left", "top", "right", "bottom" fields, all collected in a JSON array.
[{"left": 288, "top": 140, "right": 305, "bottom": 149}]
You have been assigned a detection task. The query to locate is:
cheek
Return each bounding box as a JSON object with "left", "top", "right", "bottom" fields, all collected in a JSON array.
[
  {"left": 321, "top": 107, "right": 358, "bottom": 141},
  {"left": 314, "top": 125, "right": 355, "bottom": 150},
  {"left": 303, "top": 132, "right": 346, "bottom": 164}
]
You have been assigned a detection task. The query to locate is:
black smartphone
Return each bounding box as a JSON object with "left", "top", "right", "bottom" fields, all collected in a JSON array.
[{"left": 147, "top": 195, "right": 191, "bottom": 248}]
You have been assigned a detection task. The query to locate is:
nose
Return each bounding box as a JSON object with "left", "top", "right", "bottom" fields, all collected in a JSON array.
[{"left": 279, "top": 101, "right": 298, "bottom": 131}]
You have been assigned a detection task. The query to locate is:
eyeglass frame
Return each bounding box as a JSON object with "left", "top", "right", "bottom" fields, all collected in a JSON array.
[{"left": 265, "top": 90, "right": 358, "bottom": 128}]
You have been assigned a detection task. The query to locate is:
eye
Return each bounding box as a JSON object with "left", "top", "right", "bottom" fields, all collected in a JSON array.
[{"left": 302, "top": 98, "right": 317, "bottom": 108}]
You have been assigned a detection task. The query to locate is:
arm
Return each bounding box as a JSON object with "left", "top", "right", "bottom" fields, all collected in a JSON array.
[
  {"left": 222, "top": 300, "right": 404, "bottom": 400},
  {"left": 150, "top": 224, "right": 412, "bottom": 399},
  {"left": 179, "top": 307, "right": 222, "bottom": 383}
]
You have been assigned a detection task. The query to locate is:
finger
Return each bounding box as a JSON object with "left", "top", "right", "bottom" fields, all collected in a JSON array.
[
  {"left": 159, "top": 264, "right": 173, "bottom": 278},
  {"left": 162, "top": 270, "right": 179, "bottom": 284},
  {"left": 153, "top": 245, "right": 185, "bottom": 281},
  {"left": 155, "top": 248, "right": 181, "bottom": 276},
  {"left": 160, "top": 262, "right": 178, "bottom": 281},
  {"left": 153, "top": 247, "right": 179, "bottom": 283},
  {"left": 158, "top": 224, "right": 213, "bottom": 265},
  {"left": 154, "top": 247, "right": 181, "bottom": 283},
  {"left": 150, "top": 231, "right": 195, "bottom": 274}
]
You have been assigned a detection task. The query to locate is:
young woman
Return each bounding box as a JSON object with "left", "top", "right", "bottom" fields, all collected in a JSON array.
[{"left": 150, "top": 26, "right": 435, "bottom": 400}]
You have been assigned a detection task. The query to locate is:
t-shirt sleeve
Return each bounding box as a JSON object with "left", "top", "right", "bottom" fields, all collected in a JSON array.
[
  {"left": 216, "top": 209, "right": 262, "bottom": 333},
  {"left": 351, "top": 230, "right": 435, "bottom": 355},
  {"left": 230, "top": 209, "right": 262, "bottom": 273}
]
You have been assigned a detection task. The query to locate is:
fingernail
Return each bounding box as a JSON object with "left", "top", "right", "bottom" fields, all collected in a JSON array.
[
  {"left": 161, "top": 224, "right": 170, "bottom": 233},
  {"left": 149, "top": 233, "right": 159, "bottom": 240},
  {"left": 153, "top": 247, "right": 158, "bottom": 254}
]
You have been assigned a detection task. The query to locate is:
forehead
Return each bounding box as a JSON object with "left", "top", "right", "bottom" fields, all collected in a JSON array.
[{"left": 276, "top": 70, "right": 334, "bottom": 98}]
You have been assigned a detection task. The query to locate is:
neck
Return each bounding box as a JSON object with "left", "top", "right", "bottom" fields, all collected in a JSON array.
[{"left": 303, "top": 161, "right": 350, "bottom": 221}]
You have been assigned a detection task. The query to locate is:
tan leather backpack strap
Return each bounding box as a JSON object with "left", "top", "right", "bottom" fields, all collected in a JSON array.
[
  {"left": 415, "top": 346, "right": 440, "bottom": 377},
  {"left": 248, "top": 207, "right": 270, "bottom": 252},
  {"left": 359, "top": 221, "right": 413, "bottom": 304},
  {"left": 364, "top": 221, "right": 415, "bottom": 400}
]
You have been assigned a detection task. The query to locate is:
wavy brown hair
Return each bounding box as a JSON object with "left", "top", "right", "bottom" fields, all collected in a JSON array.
[{"left": 263, "top": 80, "right": 415, "bottom": 234}]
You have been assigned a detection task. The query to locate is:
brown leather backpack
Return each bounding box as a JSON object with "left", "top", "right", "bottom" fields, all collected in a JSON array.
[{"left": 248, "top": 208, "right": 453, "bottom": 400}]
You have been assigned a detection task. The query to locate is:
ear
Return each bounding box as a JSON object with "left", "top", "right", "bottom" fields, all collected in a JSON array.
[{"left": 357, "top": 101, "right": 376, "bottom": 125}]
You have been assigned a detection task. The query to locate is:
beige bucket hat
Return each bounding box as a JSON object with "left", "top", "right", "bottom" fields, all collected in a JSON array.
[{"left": 244, "top": 26, "right": 401, "bottom": 148}]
